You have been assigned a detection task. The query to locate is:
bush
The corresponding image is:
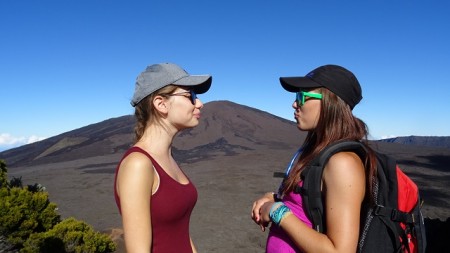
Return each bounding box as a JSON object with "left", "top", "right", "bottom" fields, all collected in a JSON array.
[
  {"left": 0, "top": 183, "right": 60, "bottom": 247},
  {"left": 0, "top": 160, "right": 115, "bottom": 252},
  {"left": 0, "top": 159, "right": 8, "bottom": 188},
  {"left": 22, "top": 218, "right": 116, "bottom": 253}
]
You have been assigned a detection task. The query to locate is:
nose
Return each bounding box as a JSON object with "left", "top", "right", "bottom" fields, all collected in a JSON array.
[
  {"left": 292, "top": 100, "right": 298, "bottom": 109},
  {"left": 195, "top": 98, "right": 203, "bottom": 109}
]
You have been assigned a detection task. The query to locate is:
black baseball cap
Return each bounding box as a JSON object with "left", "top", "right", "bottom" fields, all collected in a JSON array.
[{"left": 279, "top": 64, "right": 362, "bottom": 109}]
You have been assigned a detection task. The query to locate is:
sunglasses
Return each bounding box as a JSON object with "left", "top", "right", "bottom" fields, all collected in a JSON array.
[
  {"left": 296, "top": 91, "right": 323, "bottom": 106},
  {"left": 165, "top": 90, "right": 197, "bottom": 105}
]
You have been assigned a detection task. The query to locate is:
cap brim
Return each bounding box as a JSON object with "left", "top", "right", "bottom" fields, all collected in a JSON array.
[
  {"left": 279, "top": 77, "right": 321, "bottom": 92},
  {"left": 173, "top": 75, "right": 212, "bottom": 94}
]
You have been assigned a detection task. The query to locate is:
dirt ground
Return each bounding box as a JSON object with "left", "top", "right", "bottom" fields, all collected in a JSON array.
[{"left": 8, "top": 147, "right": 450, "bottom": 252}]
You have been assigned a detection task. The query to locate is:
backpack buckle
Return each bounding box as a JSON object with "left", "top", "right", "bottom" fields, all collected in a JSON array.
[
  {"left": 390, "top": 209, "right": 399, "bottom": 220},
  {"left": 374, "top": 205, "right": 385, "bottom": 216}
]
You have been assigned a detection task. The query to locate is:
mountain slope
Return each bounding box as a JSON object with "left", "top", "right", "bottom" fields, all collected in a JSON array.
[
  {"left": 0, "top": 115, "right": 135, "bottom": 167},
  {"left": 0, "top": 101, "right": 305, "bottom": 167}
]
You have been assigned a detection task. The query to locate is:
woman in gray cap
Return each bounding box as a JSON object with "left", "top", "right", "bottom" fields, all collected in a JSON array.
[
  {"left": 114, "top": 63, "right": 212, "bottom": 253},
  {"left": 252, "top": 65, "right": 377, "bottom": 252}
]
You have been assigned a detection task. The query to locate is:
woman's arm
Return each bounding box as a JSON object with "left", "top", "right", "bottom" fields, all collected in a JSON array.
[
  {"left": 117, "top": 152, "right": 155, "bottom": 253},
  {"left": 321, "top": 151, "right": 366, "bottom": 252},
  {"left": 260, "top": 151, "right": 366, "bottom": 253}
]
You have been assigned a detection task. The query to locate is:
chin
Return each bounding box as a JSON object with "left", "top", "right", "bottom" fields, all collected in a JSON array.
[
  {"left": 296, "top": 124, "right": 310, "bottom": 131},
  {"left": 188, "top": 121, "right": 200, "bottom": 128}
]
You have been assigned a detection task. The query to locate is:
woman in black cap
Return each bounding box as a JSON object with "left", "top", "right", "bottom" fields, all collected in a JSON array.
[
  {"left": 251, "top": 65, "right": 377, "bottom": 252},
  {"left": 114, "top": 63, "right": 212, "bottom": 253}
]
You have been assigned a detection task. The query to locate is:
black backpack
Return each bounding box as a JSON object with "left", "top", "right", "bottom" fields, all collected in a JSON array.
[{"left": 294, "top": 140, "right": 427, "bottom": 253}]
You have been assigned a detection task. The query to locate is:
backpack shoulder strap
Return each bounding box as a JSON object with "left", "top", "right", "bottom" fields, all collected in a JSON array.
[{"left": 295, "top": 140, "right": 367, "bottom": 233}]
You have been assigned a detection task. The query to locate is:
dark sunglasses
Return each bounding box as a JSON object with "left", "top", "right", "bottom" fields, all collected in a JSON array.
[
  {"left": 164, "top": 90, "right": 197, "bottom": 105},
  {"left": 296, "top": 91, "right": 323, "bottom": 106}
]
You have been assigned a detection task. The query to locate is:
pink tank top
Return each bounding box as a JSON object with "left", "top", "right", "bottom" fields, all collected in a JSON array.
[
  {"left": 266, "top": 182, "right": 313, "bottom": 253},
  {"left": 114, "top": 147, "right": 197, "bottom": 253}
]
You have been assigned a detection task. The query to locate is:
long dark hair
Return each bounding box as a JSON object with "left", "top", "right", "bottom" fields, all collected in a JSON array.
[
  {"left": 133, "top": 85, "right": 178, "bottom": 143},
  {"left": 282, "top": 88, "right": 378, "bottom": 203}
]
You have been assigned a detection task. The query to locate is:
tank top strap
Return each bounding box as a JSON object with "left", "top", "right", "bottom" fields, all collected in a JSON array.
[
  {"left": 125, "top": 147, "right": 171, "bottom": 180},
  {"left": 125, "top": 146, "right": 153, "bottom": 160}
]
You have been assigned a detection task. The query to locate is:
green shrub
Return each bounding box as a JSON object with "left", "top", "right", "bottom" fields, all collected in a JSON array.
[
  {"left": 0, "top": 185, "right": 61, "bottom": 247},
  {"left": 0, "top": 160, "right": 116, "bottom": 252},
  {"left": 21, "top": 218, "right": 116, "bottom": 253},
  {"left": 0, "top": 160, "right": 7, "bottom": 188}
]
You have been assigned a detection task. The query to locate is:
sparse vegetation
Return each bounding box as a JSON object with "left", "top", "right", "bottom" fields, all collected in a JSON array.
[
  {"left": 0, "top": 160, "right": 116, "bottom": 253},
  {"left": 21, "top": 218, "right": 116, "bottom": 253}
]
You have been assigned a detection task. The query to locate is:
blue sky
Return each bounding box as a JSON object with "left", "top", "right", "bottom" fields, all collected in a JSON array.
[{"left": 1, "top": 0, "right": 450, "bottom": 151}]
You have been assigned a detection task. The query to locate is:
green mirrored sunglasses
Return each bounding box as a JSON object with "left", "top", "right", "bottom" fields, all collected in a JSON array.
[{"left": 296, "top": 91, "right": 323, "bottom": 106}]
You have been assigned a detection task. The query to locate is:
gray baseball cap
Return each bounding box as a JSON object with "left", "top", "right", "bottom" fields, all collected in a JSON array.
[{"left": 131, "top": 63, "right": 212, "bottom": 106}]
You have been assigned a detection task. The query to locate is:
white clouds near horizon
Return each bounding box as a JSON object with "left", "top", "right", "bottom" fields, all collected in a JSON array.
[{"left": 0, "top": 133, "right": 47, "bottom": 151}]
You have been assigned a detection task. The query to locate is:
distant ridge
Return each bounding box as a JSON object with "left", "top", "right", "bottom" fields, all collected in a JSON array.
[{"left": 379, "top": 136, "right": 450, "bottom": 149}]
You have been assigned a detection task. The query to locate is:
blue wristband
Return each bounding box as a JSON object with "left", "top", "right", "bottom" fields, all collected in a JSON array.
[
  {"left": 269, "top": 203, "right": 291, "bottom": 226},
  {"left": 269, "top": 202, "right": 282, "bottom": 217}
]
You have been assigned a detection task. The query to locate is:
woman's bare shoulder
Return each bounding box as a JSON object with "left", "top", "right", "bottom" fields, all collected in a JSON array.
[
  {"left": 119, "top": 151, "right": 154, "bottom": 177},
  {"left": 323, "top": 151, "right": 365, "bottom": 186}
]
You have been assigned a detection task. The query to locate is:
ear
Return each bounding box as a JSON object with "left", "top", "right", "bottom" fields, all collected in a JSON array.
[{"left": 153, "top": 95, "right": 169, "bottom": 115}]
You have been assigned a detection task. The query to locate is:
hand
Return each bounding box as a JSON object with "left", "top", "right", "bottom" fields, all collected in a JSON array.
[{"left": 251, "top": 192, "right": 275, "bottom": 231}]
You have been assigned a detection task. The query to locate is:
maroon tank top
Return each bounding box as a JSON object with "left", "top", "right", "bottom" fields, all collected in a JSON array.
[{"left": 114, "top": 147, "right": 198, "bottom": 253}]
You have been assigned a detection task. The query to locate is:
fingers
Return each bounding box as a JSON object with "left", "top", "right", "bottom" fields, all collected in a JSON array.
[
  {"left": 251, "top": 201, "right": 261, "bottom": 223},
  {"left": 251, "top": 198, "right": 267, "bottom": 221},
  {"left": 252, "top": 193, "right": 278, "bottom": 232}
]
